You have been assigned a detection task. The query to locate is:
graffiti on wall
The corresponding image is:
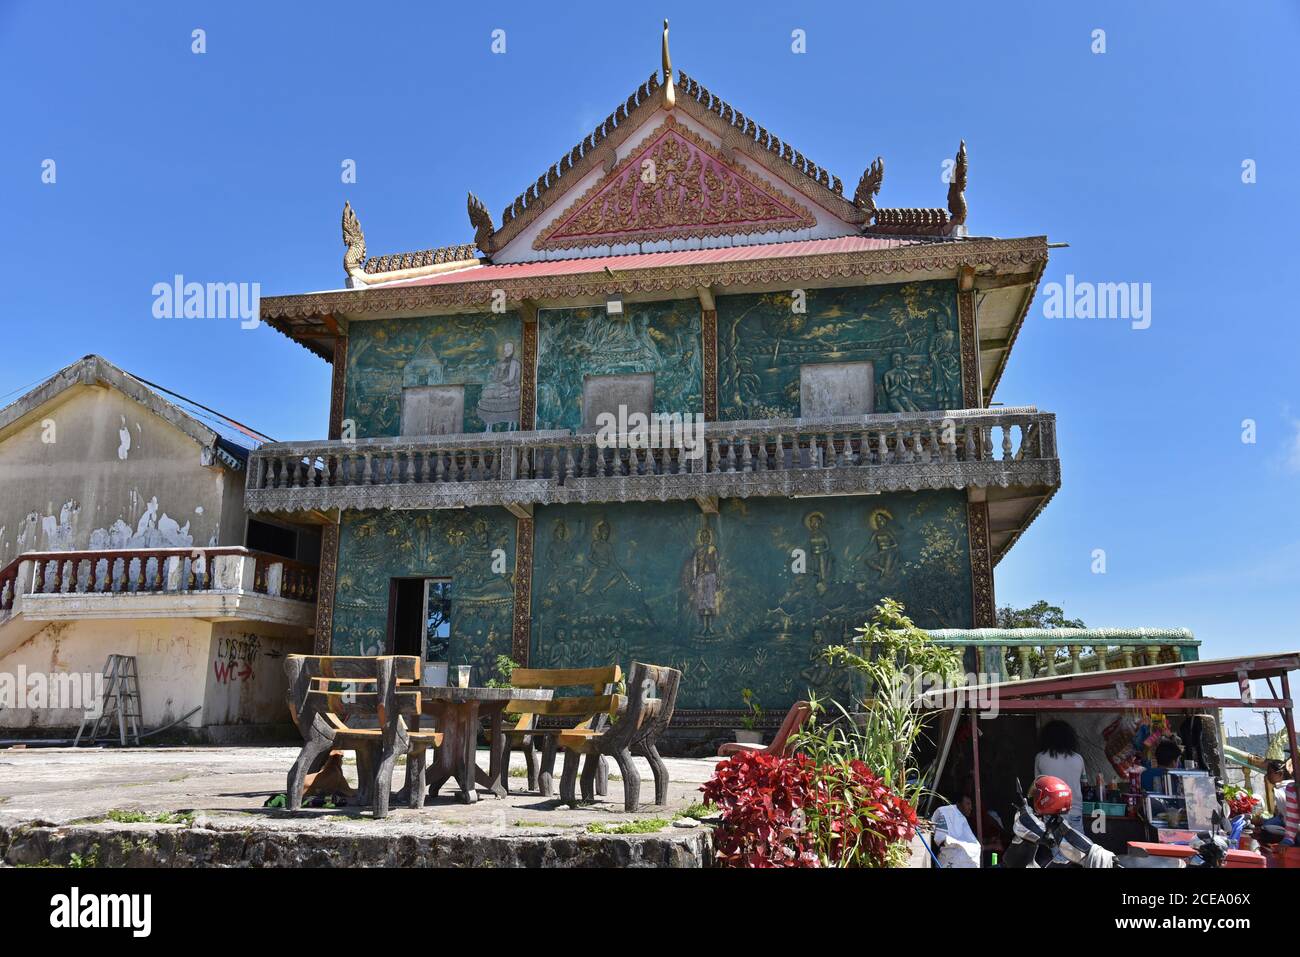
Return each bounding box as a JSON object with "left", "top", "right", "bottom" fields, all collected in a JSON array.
[
  {"left": 213, "top": 633, "right": 260, "bottom": 684},
  {"left": 344, "top": 311, "right": 523, "bottom": 437},
  {"left": 530, "top": 492, "right": 972, "bottom": 711},
  {"left": 536, "top": 299, "right": 702, "bottom": 431},
  {"left": 717, "top": 280, "right": 961, "bottom": 420},
  {"left": 332, "top": 509, "right": 516, "bottom": 676}
]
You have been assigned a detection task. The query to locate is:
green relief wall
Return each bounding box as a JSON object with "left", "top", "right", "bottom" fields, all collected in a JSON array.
[
  {"left": 717, "top": 280, "right": 961, "bottom": 420},
  {"left": 332, "top": 509, "right": 516, "bottom": 676},
  {"left": 536, "top": 299, "right": 702, "bottom": 431},
  {"left": 530, "top": 491, "right": 972, "bottom": 711},
  {"left": 344, "top": 312, "right": 523, "bottom": 437}
]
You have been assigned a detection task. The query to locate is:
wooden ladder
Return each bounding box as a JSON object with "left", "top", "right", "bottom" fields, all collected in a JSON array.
[{"left": 75, "top": 654, "right": 143, "bottom": 747}]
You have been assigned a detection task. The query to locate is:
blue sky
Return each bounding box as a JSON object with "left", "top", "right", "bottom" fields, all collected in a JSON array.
[{"left": 3, "top": 1, "right": 1299, "bottom": 698}]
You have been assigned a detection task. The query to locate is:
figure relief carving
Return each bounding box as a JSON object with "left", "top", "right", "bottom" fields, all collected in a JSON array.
[
  {"left": 860, "top": 508, "right": 899, "bottom": 584},
  {"left": 475, "top": 340, "right": 521, "bottom": 431},
  {"left": 685, "top": 525, "right": 720, "bottom": 636}
]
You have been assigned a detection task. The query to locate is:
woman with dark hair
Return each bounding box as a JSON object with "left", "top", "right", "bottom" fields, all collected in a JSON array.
[{"left": 1034, "top": 720, "right": 1086, "bottom": 842}]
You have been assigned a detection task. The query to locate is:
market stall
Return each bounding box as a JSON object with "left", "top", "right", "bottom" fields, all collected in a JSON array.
[{"left": 929, "top": 651, "right": 1300, "bottom": 864}]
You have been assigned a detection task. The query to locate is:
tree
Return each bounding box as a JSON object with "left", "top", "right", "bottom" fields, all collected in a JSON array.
[
  {"left": 996, "top": 599, "right": 1084, "bottom": 630},
  {"left": 995, "top": 600, "right": 1085, "bottom": 678}
]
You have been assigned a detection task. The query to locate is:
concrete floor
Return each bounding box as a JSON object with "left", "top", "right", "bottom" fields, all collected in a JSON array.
[{"left": 0, "top": 745, "right": 720, "bottom": 833}]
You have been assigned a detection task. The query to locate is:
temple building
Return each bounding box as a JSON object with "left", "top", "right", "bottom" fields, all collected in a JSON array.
[{"left": 252, "top": 24, "right": 1060, "bottom": 737}]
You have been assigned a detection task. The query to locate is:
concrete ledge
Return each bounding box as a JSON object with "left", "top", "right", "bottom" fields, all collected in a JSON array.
[
  {"left": 0, "top": 817, "right": 713, "bottom": 868},
  {"left": 20, "top": 590, "right": 314, "bottom": 627}
]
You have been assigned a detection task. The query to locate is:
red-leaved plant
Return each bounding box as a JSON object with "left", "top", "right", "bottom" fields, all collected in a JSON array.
[
  {"left": 701, "top": 751, "right": 820, "bottom": 867},
  {"left": 701, "top": 750, "right": 916, "bottom": 868}
]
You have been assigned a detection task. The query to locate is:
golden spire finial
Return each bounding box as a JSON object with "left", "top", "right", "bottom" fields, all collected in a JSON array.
[{"left": 661, "top": 18, "right": 675, "bottom": 109}]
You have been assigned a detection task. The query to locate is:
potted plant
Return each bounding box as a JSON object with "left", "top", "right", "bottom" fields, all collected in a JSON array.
[{"left": 733, "top": 688, "right": 764, "bottom": 744}]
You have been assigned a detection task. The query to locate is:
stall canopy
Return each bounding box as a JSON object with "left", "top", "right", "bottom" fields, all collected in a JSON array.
[{"left": 930, "top": 651, "right": 1300, "bottom": 848}]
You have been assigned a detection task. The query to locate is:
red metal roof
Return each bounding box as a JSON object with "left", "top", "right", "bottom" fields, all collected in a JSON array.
[{"left": 384, "top": 235, "right": 944, "bottom": 288}]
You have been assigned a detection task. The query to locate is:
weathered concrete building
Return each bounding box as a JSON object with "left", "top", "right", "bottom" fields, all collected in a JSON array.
[
  {"left": 0, "top": 355, "right": 318, "bottom": 737},
  {"left": 249, "top": 26, "right": 1063, "bottom": 737}
]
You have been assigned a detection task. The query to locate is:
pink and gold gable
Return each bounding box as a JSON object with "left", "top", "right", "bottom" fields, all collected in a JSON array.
[{"left": 534, "top": 116, "right": 817, "bottom": 250}]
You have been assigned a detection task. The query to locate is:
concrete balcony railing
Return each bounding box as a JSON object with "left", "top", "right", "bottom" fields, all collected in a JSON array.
[
  {"left": 245, "top": 407, "right": 1060, "bottom": 515},
  {"left": 925, "top": 628, "right": 1201, "bottom": 682},
  {"left": 0, "top": 547, "right": 318, "bottom": 613}
]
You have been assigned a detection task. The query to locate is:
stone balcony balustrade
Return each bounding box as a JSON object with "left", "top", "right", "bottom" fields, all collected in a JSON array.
[
  {"left": 244, "top": 407, "right": 1060, "bottom": 521},
  {"left": 0, "top": 547, "right": 316, "bottom": 611}
]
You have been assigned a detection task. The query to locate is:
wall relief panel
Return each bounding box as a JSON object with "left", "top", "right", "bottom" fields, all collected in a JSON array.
[
  {"left": 717, "top": 280, "right": 961, "bottom": 420},
  {"left": 345, "top": 312, "right": 523, "bottom": 437},
  {"left": 529, "top": 491, "right": 972, "bottom": 711},
  {"left": 536, "top": 299, "right": 702, "bottom": 431},
  {"left": 332, "top": 509, "right": 516, "bottom": 678}
]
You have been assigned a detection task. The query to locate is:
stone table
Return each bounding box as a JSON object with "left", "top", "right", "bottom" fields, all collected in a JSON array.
[{"left": 421, "top": 687, "right": 553, "bottom": 804}]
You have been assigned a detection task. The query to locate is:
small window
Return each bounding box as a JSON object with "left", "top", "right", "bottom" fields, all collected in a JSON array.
[{"left": 800, "top": 361, "right": 874, "bottom": 418}]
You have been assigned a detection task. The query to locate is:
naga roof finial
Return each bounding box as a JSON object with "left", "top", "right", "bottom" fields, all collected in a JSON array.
[
  {"left": 947, "top": 140, "right": 968, "bottom": 226},
  {"left": 467, "top": 192, "right": 496, "bottom": 256},
  {"left": 341, "top": 201, "right": 366, "bottom": 280},
  {"left": 854, "top": 156, "right": 885, "bottom": 223},
  {"left": 661, "top": 19, "right": 675, "bottom": 109}
]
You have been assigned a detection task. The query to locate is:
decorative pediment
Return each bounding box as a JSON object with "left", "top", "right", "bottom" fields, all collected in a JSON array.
[{"left": 533, "top": 116, "right": 817, "bottom": 251}]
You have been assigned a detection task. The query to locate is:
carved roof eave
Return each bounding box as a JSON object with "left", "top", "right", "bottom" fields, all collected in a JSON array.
[
  {"left": 992, "top": 483, "right": 1057, "bottom": 567},
  {"left": 262, "top": 235, "right": 1047, "bottom": 362},
  {"left": 486, "top": 70, "right": 860, "bottom": 255},
  {"left": 986, "top": 255, "right": 1047, "bottom": 402}
]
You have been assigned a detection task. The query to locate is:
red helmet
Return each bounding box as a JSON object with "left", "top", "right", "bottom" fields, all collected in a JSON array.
[{"left": 1032, "top": 775, "right": 1073, "bottom": 816}]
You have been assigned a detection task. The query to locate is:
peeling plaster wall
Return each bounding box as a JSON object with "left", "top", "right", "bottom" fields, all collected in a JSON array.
[
  {"left": 0, "top": 619, "right": 210, "bottom": 729},
  {"left": 0, "top": 618, "right": 308, "bottom": 730},
  {"left": 0, "top": 386, "right": 240, "bottom": 569}
]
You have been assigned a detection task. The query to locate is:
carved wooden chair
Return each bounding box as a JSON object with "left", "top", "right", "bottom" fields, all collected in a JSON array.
[
  {"left": 558, "top": 661, "right": 682, "bottom": 811},
  {"left": 716, "top": 700, "right": 811, "bottom": 758},
  {"left": 285, "top": 655, "right": 441, "bottom": 819},
  {"left": 500, "top": 665, "right": 622, "bottom": 796}
]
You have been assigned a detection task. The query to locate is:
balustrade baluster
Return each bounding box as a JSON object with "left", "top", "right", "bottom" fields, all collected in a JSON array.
[
  {"left": 1044, "top": 648, "right": 1058, "bottom": 676},
  {"left": 1017, "top": 646, "right": 1031, "bottom": 680},
  {"left": 1069, "top": 645, "right": 1082, "bottom": 674},
  {"left": 1001, "top": 425, "right": 1013, "bottom": 460}
]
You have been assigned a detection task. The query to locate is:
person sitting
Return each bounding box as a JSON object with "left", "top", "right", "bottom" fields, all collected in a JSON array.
[
  {"left": 1252, "top": 760, "right": 1289, "bottom": 830},
  {"left": 958, "top": 793, "right": 1005, "bottom": 857},
  {"left": 1140, "top": 739, "right": 1184, "bottom": 793}
]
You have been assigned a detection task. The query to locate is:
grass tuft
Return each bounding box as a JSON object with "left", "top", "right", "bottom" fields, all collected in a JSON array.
[{"left": 586, "top": 817, "right": 671, "bottom": 835}]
